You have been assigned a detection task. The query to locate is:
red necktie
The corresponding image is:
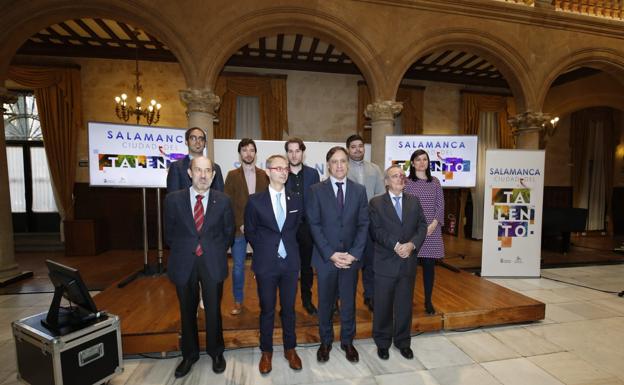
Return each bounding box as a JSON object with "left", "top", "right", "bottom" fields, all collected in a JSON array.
[{"left": 194, "top": 194, "right": 204, "bottom": 256}]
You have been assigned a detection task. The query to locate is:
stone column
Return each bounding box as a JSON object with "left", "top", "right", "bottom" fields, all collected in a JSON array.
[
  {"left": 179, "top": 89, "right": 221, "bottom": 159},
  {"left": 0, "top": 88, "right": 32, "bottom": 286},
  {"left": 508, "top": 111, "right": 557, "bottom": 149},
  {"left": 365, "top": 100, "right": 403, "bottom": 168}
]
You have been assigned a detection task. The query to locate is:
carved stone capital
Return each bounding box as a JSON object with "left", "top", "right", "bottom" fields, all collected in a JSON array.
[
  {"left": 508, "top": 111, "right": 554, "bottom": 132},
  {"left": 179, "top": 88, "right": 220, "bottom": 115},
  {"left": 365, "top": 100, "right": 403, "bottom": 122},
  {"left": 0, "top": 88, "right": 18, "bottom": 112}
]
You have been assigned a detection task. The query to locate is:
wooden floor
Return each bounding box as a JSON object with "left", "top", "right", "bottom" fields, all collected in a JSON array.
[{"left": 93, "top": 261, "right": 545, "bottom": 355}]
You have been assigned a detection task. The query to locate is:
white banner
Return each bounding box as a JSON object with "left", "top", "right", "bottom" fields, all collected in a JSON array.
[
  {"left": 384, "top": 135, "right": 478, "bottom": 187},
  {"left": 88, "top": 122, "right": 369, "bottom": 187},
  {"left": 88, "top": 122, "right": 187, "bottom": 188},
  {"left": 481, "top": 150, "right": 545, "bottom": 277}
]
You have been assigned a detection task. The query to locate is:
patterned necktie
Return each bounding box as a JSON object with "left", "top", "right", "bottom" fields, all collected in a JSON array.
[
  {"left": 393, "top": 196, "right": 402, "bottom": 222},
  {"left": 193, "top": 194, "right": 204, "bottom": 256},
  {"left": 276, "top": 193, "right": 286, "bottom": 258},
  {"left": 336, "top": 182, "right": 344, "bottom": 212}
]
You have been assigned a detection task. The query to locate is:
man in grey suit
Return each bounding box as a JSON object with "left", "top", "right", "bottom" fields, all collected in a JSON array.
[
  {"left": 307, "top": 146, "right": 369, "bottom": 363},
  {"left": 369, "top": 165, "right": 427, "bottom": 360},
  {"left": 165, "top": 156, "right": 235, "bottom": 378}
]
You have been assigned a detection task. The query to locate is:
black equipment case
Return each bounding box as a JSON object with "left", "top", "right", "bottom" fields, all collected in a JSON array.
[{"left": 12, "top": 311, "right": 123, "bottom": 385}]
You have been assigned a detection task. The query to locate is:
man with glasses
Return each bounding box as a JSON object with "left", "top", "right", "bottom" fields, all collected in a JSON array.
[
  {"left": 167, "top": 127, "right": 224, "bottom": 193},
  {"left": 244, "top": 155, "right": 303, "bottom": 374}
]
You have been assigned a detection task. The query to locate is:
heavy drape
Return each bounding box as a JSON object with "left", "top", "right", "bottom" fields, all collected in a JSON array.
[
  {"left": 214, "top": 74, "right": 287, "bottom": 140},
  {"left": 8, "top": 66, "right": 82, "bottom": 221}
]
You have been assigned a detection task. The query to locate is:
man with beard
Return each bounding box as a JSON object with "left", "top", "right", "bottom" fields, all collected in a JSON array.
[
  {"left": 284, "top": 138, "right": 320, "bottom": 315},
  {"left": 167, "top": 127, "right": 224, "bottom": 193},
  {"left": 224, "top": 138, "right": 269, "bottom": 315},
  {"left": 346, "top": 134, "right": 385, "bottom": 312},
  {"left": 165, "top": 156, "right": 235, "bottom": 377}
]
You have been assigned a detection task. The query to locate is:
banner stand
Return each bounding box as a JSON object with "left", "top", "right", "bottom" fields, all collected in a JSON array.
[{"left": 117, "top": 188, "right": 164, "bottom": 288}]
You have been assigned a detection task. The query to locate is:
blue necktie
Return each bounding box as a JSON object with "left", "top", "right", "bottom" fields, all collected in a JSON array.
[
  {"left": 276, "top": 193, "right": 286, "bottom": 258},
  {"left": 393, "top": 196, "right": 402, "bottom": 222},
  {"left": 336, "top": 182, "right": 344, "bottom": 212}
]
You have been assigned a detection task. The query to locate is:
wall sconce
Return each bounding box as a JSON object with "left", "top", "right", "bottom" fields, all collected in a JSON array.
[{"left": 509, "top": 111, "right": 559, "bottom": 148}]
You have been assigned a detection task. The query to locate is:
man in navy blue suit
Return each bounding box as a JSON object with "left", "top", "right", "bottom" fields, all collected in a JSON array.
[
  {"left": 164, "top": 156, "right": 235, "bottom": 378},
  {"left": 244, "top": 155, "right": 303, "bottom": 374},
  {"left": 284, "top": 138, "right": 320, "bottom": 315},
  {"left": 307, "top": 146, "right": 369, "bottom": 363},
  {"left": 166, "top": 127, "right": 224, "bottom": 193}
]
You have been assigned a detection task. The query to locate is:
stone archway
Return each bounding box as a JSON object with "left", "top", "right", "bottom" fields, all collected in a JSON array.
[
  {"left": 0, "top": 0, "right": 197, "bottom": 86},
  {"left": 200, "top": 7, "right": 385, "bottom": 100},
  {"left": 538, "top": 48, "right": 624, "bottom": 112},
  {"left": 388, "top": 28, "right": 534, "bottom": 112}
]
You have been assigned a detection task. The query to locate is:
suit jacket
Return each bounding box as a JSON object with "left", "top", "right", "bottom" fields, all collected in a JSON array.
[
  {"left": 285, "top": 164, "right": 319, "bottom": 218},
  {"left": 306, "top": 178, "right": 369, "bottom": 271},
  {"left": 164, "top": 188, "right": 235, "bottom": 286},
  {"left": 369, "top": 193, "right": 427, "bottom": 278},
  {"left": 224, "top": 166, "right": 269, "bottom": 237},
  {"left": 166, "top": 155, "right": 225, "bottom": 193},
  {"left": 244, "top": 190, "right": 302, "bottom": 275}
]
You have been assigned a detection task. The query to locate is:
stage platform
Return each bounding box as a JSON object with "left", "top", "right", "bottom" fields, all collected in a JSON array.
[{"left": 93, "top": 264, "right": 545, "bottom": 355}]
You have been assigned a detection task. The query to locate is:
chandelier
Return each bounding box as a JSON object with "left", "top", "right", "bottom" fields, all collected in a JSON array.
[{"left": 114, "top": 29, "right": 161, "bottom": 125}]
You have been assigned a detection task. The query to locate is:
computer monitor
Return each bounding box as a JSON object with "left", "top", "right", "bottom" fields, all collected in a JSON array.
[{"left": 42, "top": 260, "right": 99, "bottom": 332}]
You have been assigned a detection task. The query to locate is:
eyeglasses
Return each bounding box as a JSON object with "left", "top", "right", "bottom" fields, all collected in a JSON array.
[
  {"left": 268, "top": 166, "right": 290, "bottom": 173},
  {"left": 188, "top": 135, "right": 206, "bottom": 142}
]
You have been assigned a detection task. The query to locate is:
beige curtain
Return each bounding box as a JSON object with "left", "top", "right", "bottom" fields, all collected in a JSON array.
[
  {"left": 459, "top": 91, "right": 516, "bottom": 149},
  {"left": 214, "top": 74, "right": 288, "bottom": 140},
  {"left": 570, "top": 107, "right": 616, "bottom": 231},
  {"left": 357, "top": 82, "right": 424, "bottom": 142},
  {"left": 8, "top": 65, "right": 82, "bottom": 221}
]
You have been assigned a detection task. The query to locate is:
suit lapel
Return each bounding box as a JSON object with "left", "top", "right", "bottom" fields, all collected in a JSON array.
[
  {"left": 262, "top": 191, "right": 280, "bottom": 231},
  {"left": 322, "top": 179, "right": 339, "bottom": 212},
  {"left": 182, "top": 191, "right": 198, "bottom": 234}
]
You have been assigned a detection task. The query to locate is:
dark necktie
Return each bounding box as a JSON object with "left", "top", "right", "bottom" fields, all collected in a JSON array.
[
  {"left": 193, "top": 194, "right": 204, "bottom": 256},
  {"left": 336, "top": 182, "right": 344, "bottom": 212}
]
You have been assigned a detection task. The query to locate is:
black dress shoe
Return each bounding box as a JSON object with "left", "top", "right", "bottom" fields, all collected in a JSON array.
[
  {"left": 341, "top": 344, "right": 359, "bottom": 363},
  {"left": 364, "top": 297, "right": 374, "bottom": 313},
  {"left": 399, "top": 347, "right": 414, "bottom": 359},
  {"left": 425, "top": 302, "right": 435, "bottom": 315},
  {"left": 303, "top": 301, "right": 318, "bottom": 315},
  {"left": 317, "top": 343, "right": 332, "bottom": 362},
  {"left": 377, "top": 347, "right": 389, "bottom": 360},
  {"left": 212, "top": 354, "right": 226, "bottom": 373},
  {"left": 174, "top": 357, "right": 198, "bottom": 378}
]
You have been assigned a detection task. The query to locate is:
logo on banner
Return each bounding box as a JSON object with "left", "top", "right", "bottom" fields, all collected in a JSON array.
[
  {"left": 491, "top": 187, "right": 535, "bottom": 249},
  {"left": 431, "top": 151, "right": 471, "bottom": 182}
]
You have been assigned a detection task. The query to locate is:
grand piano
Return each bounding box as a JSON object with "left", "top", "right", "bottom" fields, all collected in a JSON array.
[{"left": 542, "top": 207, "right": 588, "bottom": 253}]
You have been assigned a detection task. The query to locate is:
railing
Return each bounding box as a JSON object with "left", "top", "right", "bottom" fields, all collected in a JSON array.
[
  {"left": 553, "top": 0, "right": 624, "bottom": 20},
  {"left": 497, "top": 0, "right": 624, "bottom": 20}
]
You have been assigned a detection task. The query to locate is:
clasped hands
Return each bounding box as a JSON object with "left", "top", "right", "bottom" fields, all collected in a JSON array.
[
  {"left": 329, "top": 252, "right": 357, "bottom": 269},
  {"left": 394, "top": 242, "right": 415, "bottom": 259}
]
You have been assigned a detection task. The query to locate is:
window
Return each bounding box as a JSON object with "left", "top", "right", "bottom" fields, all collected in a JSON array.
[{"left": 3, "top": 91, "right": 59, "bottom": 232}]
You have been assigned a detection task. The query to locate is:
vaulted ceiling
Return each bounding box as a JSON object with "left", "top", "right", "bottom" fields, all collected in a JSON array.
[{"left": 16, "top": 18, "right": 596, "bottom": 89}]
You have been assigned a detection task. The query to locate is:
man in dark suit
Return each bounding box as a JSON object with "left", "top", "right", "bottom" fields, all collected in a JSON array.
[
  {"left": 369, "top": 165, "right": 427, "bottom": 360},
  {"left": 164, "top": 156, "right": 235, "bottom": 378},
  {"left": 284, "top": 138, "right": 320, "bottom": 315},
  {"left": 224, "top": 138, "right": 269, "bottom": 315},
  {"left": 244, "top": 154, "right": 303, "bottom": 374},
  {"left": 166, "top": 127, "right": 224, "bottom": 193},
  {"left": 307, "top": 146, "right": 369, "bottom": 363}
]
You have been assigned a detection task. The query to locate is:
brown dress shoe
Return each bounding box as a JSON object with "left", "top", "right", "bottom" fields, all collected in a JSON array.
[
  {"left": 230, "top": 302, "right": 242, "bottom": 315},
  {"left": 317, "top": 343, "right": 332, "bottom": 362},
  {"left": 341, "top": 344, "right": 359, "bottom": 363},
  {"left": 259, "top": 352, "right": 272, "bottom": 374},
  {"left": 284, "top": 348, "right": 302, "bottom": 370}
]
